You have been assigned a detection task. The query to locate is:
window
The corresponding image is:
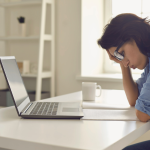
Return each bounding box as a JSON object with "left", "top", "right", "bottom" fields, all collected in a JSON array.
[
  {"left": 104, "top": 0, "right": 150, "bottom": 74},
  {"left": 81, "top": 0, "right": 104, "bottom": 76}
]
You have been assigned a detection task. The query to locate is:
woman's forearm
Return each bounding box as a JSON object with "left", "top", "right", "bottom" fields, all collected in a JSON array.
[{"left": 120, "top": 63, "right": 139, "bottom": 106}]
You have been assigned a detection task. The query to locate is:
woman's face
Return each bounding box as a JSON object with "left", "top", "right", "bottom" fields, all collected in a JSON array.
[{"left": 108, "top": 40, "right": 149, "bottom": 70}]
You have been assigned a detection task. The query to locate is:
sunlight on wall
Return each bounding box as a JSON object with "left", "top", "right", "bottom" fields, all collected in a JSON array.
[{"left": 81, "top": 0, "right": 104, "bottom": 76}]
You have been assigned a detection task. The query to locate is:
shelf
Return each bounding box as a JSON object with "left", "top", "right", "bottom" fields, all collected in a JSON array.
[
  {"left": 0, "top": 36, "right": 39, "bottom": 40},
  {"left": 0, "top": 0, "right": 42, "bottom": 7},
  {"left": 21, "top": 71, "right": 52, "bottom": 78},
  {"left": 0, "top": 71, "right": 51, "bottom": 78},
  {"left": 0, "top": 35, "right": 52, "bottom": 41},
  {"left": 44, "top": 34, "right": 52, "bottom": 41},
  {"left": 0, "top": 0, "right": 52, "bottom": 7}
]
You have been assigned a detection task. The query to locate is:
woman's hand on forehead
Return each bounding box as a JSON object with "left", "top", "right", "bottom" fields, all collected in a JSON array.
[
  {"left": 107, "top": 50, "right": 114, "bottom": 58},
  {"left": 106, "top": 50, "right": 122, "bottom": 64},
  {"left": 108, "top": 49, "right": 114, "bottom": 56}
]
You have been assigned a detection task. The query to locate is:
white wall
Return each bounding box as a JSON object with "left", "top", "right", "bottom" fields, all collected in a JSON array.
[{"left": 55, "top": 0, "right": 82, "bottom": 96}]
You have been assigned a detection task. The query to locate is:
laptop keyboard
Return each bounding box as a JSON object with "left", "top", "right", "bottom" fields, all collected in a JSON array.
[{"left": 30, "top": 102, "right": 59, "bottom": 116}]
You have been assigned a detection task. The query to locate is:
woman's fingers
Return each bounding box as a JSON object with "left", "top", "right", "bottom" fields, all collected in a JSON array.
[{"left": 106, "top": 50, "right": 120, "bottom": 64}]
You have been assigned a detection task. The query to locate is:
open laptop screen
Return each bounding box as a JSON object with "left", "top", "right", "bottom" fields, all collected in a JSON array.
[{"left": 0, "top": 57, "right": 28, "bottom": 107}]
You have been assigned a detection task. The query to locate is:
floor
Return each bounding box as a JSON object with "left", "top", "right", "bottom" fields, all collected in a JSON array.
[{"left": 0, "top": 106, "right": 5, "bottom": 109}]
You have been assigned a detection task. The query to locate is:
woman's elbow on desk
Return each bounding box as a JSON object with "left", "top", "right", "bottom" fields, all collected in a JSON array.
[
  {"left": 136, "top": 109, "right": 150, "bottom": 122},
  {"left": 129, "top": 102, "right": 135, "bottom": 107},
  {"left": 127, "top": 98, "right": 136, "bottom": 107}
]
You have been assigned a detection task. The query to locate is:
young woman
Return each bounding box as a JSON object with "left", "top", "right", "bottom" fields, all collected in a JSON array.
[{"left": 97, "top": 13, "right": 150, "bottom": 150}]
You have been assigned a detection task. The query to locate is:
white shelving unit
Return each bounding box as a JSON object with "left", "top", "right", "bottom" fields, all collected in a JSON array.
[{"left": 0, "top": 0, "right": 55, "bottom": 100}]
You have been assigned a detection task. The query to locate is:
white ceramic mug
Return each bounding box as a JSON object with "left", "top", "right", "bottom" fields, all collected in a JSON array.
[{"left": 82, "top": 82, "right": 101, "bottom": 101}]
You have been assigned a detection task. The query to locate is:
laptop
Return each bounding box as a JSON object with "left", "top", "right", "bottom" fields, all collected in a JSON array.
[{"left": 0, "top": 56, "right": 84, "bottom": 119}]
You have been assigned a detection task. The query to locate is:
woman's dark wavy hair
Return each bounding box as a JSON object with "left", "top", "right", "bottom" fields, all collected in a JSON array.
[{"left": 97, "top": 13, "right": 150, "bottom": 57}]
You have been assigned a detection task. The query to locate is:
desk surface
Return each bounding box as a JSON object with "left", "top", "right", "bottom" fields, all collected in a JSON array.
[{"left": 0, "top": 90, "right": 149, "bottom": 150}]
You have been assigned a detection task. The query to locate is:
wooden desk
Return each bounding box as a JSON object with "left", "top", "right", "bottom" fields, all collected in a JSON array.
[{"left": 0, "top": 90, "right": 149, "bottom": 150}]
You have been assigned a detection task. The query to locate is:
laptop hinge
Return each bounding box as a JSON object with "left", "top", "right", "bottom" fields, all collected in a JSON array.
[{"left": 20, "top": 102, "right": 33, "bottom": 115}]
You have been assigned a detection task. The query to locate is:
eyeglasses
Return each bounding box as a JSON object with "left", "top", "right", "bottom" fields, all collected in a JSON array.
[{"left": 114, "top": 41, "right": 125, "bottom": 61}]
